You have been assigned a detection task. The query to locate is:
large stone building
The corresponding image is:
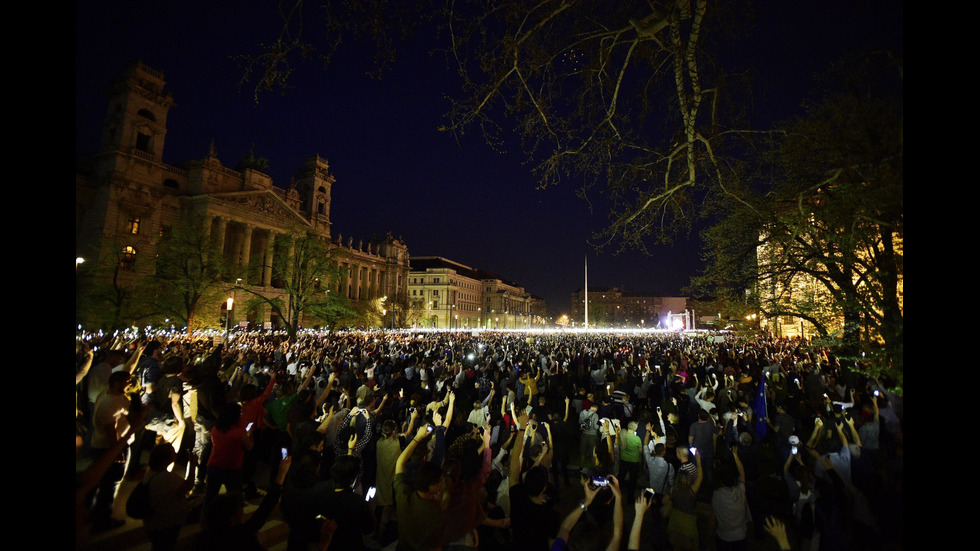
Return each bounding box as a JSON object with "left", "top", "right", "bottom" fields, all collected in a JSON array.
[
  {"left": 408, "top": 256, "right": 547, "bottom": 329},
  {"left": 76, "top": 62, "right": 410, "bottom": 329},
  {"left": 569, "top": 287, "right": 687, "bottom": 329}
]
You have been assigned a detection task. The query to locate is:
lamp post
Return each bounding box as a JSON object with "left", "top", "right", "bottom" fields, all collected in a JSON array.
[
  {"left": 75, "top": 257, "right": 85, "bottom": 271},
  {"left": 225, "top": 297, "right": 234, "bottom": 340}
]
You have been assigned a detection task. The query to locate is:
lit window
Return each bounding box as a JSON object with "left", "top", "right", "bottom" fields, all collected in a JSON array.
[
  {"left": 119, "top": 246, "right": 137, "bottom": 271},
  {"left": 128, "top": 217, "right": 141, "bottom": 235}
]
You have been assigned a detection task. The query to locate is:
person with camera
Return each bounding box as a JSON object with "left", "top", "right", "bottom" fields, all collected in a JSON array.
[
  {"left": 551, "top": 474, "right": 626, "bottom": 551},
  {"left": 509, "top": 406, "right": 560, "bottom": 549},
  {"left": 712, "top": 445, "right": 750, "bottom": 551},
  {"left": 394, "top": 422, "right": 445, "bottom": 551},
  {"left": 663, "top": 447, "right": 703, "bottom": 551}
]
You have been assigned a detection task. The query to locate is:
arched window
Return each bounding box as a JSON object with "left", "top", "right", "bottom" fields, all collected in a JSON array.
[{"left": 119, "top": 246, "right": 137, "bottom": 271}]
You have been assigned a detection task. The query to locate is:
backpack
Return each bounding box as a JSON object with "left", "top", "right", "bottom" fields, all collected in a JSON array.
[
  {"left": 579, "top": 411, "right": 597, "bottom": 432},
  {"left": 125, "top": 473, "right": 158, "bottom": 519}
]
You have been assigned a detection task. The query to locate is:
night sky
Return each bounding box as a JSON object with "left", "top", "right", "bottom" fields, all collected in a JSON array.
[{"left": 75, "top": 1, "right": 902, "bottom": 315}]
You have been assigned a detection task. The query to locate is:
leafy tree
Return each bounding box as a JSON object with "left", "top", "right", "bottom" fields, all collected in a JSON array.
[
  {"left": 694, "top": 52, "right": 903, "bottom": 391},
  {"left": 152, "top": 214, "right": 232, "bottom": 331},
  {"left": 333, "top": 296, "right": 387, "bottom": 330},
  {"left": 76, "top": 242, "right": 158, "bottom": 330},
  {"left": 402, "top": 297, "right": 426, "bottom": 327},
  {"left": 237, "top": 231, "right": 354, "bottom": 337}
]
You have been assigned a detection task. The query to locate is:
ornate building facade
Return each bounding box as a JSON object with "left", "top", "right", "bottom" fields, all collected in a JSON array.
[
  {"left": 76, "top": 62, "right": 410, "bottom": 329},
  {"left": 408, "top": 257, "right": 547, "bottom": 329}
]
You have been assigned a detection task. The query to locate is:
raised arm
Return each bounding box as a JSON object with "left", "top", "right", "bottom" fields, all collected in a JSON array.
[
  {"left": 481, "top": 387, "right": 495, "bottom": 409},
  {"left": 603, "top": 420, "right": 615, "bottom": 456},
  {"left": 477, "top": 426, "right": 493, "bottom": 481},
  {"left": 314, "top": 372, "right": 336, "bottom": 411},
  {"left": 842, "top": 416, "right": 861, "bottom": 448},
  {"left": 400, "top": 408, "right": 420, "bottom": 439},
  {"left": 508, "top": 405, "right": 529, "bottom": 488},
  {"left": 605, "top": 475, "right": 624, "bottom": 551},
  {"left": 732, "top": 445, "right": 745, "bottom": 485},
  {"left": 396, "top": 424, "right": 432, "bottom": 475},
  {"left": 76, "top": 348, "right": 95, "bottom": 386},
  {"left": 629, "top": 493, "right": 652, "bottom": 551},
  {"left": 539, "top": 422, "right": 554, "bottom": 466},
  {"left": 806, "top": 417, "right": 824, "bottom": 448},
  {"left": 121, "top": 344, "right": 145, "bottom": 375},
  {"left": 555, "top": 479, "right": 600, "bottom": 543},
  {"left": 372, "top": 392, "right": 389, "bottom": 414},
  {"left": 296, "top": 360, "right": 317, "bottom": 393},
  {"left": 316, "top": 405, "right": 337, "bottom": 434},
  {"left": 442, "top": 390, "right": 456, "bottom": 429},
  {"left": 690, "top": 452, "right": 704, "bottom": 494}
]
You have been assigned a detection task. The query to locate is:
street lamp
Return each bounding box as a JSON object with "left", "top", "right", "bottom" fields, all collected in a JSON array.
[
  {"left": 75, "top": 257, "right": 85, "bottom": 271},
  {"left": 225, "top": 297, "right": 234, "bottom": 339}
]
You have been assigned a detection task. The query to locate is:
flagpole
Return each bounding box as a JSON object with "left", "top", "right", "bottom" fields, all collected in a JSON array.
[{"left": 584, "top": 256, "right": 589, "bottom": 329}]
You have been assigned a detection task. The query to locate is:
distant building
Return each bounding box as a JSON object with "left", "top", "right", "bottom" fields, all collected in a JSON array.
[
  {"left": 76, "top": 62, "right": 410, "bottom": 329},
  {"left": 408, "top": 256, "right": 546, "bottom": 329},
  {"left": 569, "top": 287, "right": 687, "bottom": 329}
]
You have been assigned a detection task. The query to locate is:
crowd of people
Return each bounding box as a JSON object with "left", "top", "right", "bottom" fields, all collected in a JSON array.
[{"left": 75, "top": 327, "right": 903, "bottom": 551}]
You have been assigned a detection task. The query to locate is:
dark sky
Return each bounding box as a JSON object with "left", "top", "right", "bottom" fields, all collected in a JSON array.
[{"left": 76, "top": 1, "right": 901, "bottom": 315}]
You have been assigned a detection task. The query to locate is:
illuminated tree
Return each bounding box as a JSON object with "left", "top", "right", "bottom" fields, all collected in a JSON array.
[
  {"left": 76, "top": 242, "right": 158, "bottom": 330},
  {"left": 152, "top": 214, "right": 231, "bottom": 331},
  {"left": 237, "top": 231, "right": 354, "bottom": 337},
  {"left": 693, "top": 52, "right": 903, "bottom": 390},
  {"left": 400, "top": 296, "right": 426, "bottom": 328}
]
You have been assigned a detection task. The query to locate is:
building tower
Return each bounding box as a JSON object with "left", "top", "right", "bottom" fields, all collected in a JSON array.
[
  {"left": 99, "top": 61, "right": 175, "bottom": 161},
  {"left": 294, "top": 155, "right": 333, "bottom": 234}
]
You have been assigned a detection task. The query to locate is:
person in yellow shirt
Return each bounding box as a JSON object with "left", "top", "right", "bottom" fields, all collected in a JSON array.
[{"left": 519, "top": 368, "right": 542, "bottom": 402}]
